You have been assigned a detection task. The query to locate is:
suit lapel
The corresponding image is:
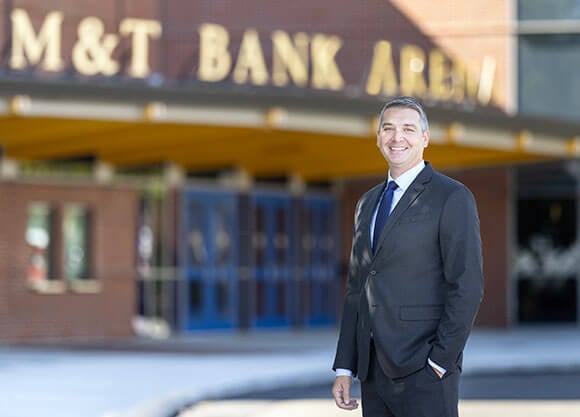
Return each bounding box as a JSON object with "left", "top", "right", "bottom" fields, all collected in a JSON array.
[
  {"left": 373, "top": 164, "right": 433, "bottom": 257},
  {"left": 362, "top": 184, "right": 383, "bottom": 252}
]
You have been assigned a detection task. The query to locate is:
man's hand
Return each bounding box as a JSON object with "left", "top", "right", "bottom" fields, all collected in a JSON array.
[{"left": 332, "top": 375, "right": 359, "bottom": 410}]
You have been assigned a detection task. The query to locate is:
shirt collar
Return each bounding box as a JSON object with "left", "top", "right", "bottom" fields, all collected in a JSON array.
[{"left": 388, "top": 160, "right": 425, "bottom": 192}]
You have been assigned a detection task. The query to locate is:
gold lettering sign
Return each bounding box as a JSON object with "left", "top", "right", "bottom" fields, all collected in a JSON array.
[
  {"left": 120, "top": 18, "right": 162, "bottom": 78},
  {"left": 6, "top": 8, "right": 497, "bottom": 106},
  {"left": 271, "top": 31, "right": 309, "bottom": 87},
  {"left": 400, "top": 45, "right": 427, "bottom": 97},
  {"left": 429, "top": 49, "right": 453, "bottom": 101},
  {"left": 477, "top": 56, "right": 496, "bottom": 105},
  {"left": 10, "top": 8, "right": 64, "bottom": 71},
  {"left": 311, "top": 34, "right": 344, "bottom": 90},
  {"left": 72, "top": 16, "right": 119, "bottom": 76},
  {"left": 366, "top": 40, "right": 496, "bottom": 106},
  {"left": 198, "top": 23, "right": 231, "bottom": 82},
  {"left": 365, "top": 40, "right": 398, "bottom": 96},
  {"left": 10, "top": 9, "right": 162, "bottom": 79},
  {"left": 450, "top": 57, "right": 495, "bottom": 105},
  {"left": 452, "top": 60, "right": 479, "bottom": 103},
  {"left": 198, "top": 26, "right": 345, "bottom": 91},
  {"left": 232, "top": 29, "right": 269, "bottom": 85}
]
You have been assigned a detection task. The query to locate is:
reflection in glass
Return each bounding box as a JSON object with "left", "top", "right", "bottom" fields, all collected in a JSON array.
[
  {"left": 26, "top": 203, "right": 53, "bottom": 281},
  {"left": 188, "top": 203, "right": 207, "bottom": 266},
  {"left": 215, "top": 205, "right": 232, "bottom": 266},
  {"left": 275, "top": 206, "right": 288, "bottom": 265},
  {"left": 516, "top": 194, "right": 577, "bottom": 322},
  {"left": 518, "top": 278, "right": 577, "bottom": 322},
  {"left": 256, "top": 280, "right": 266, "bottom": 317},
  {"left": 322, "top": 208, "right": 335, "bottom": 264},
  {"left": 63, "top": 205, "right": 91, "bottom": 280},
  {"left": 216, "top": 279, "right": 229, "bottom": 318},
  {"left": 276, "top": 280, "right": 286, "bottom": 317},
  {"left": 189, "top": 281, "right": 202, "bottom": 313},
  {"left": 254, "top": 206, "right": 266, "bottom": 266},
  {"left": 300, "top": 205, "right": 313, "bottom": 266}
]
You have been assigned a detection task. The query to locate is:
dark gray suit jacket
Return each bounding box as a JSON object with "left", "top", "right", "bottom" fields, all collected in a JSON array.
[{"left": 333, "top": 162, "right": 483, "bottom": 380}]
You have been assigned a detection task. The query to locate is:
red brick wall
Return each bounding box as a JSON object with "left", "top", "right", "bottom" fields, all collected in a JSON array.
[
  {"left": 0, "top": 181, "right": 138, "bottom": 342},
  {"left": 449, "top": 166, "right": 511, "bottom": 328},
  {"left": 390, "top": 0, "right": 512, "bottom": 110},
  {"left": 338, "top": 179, "right": 380, "bottom": 299},
  {"left": 340, "top": 164, "right": 512, "bottom": 328}
]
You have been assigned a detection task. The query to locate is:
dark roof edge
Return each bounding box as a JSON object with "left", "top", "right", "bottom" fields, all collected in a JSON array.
[{"left": 1, "top": 78, "right": 579, "bottom": 138}]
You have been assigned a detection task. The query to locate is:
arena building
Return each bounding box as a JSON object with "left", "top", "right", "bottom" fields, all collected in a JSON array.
[{"left": 1, "top": 0, "right": 579, "bottom": 341}]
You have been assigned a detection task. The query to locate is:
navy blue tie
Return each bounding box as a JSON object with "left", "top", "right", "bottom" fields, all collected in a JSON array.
[{"left": 373, "top": 181, "right": 398, "bottom": 252}]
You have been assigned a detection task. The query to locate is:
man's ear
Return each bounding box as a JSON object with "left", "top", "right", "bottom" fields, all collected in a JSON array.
[{"left": 423, "top": 130, "right": 430, "bottom": 148}]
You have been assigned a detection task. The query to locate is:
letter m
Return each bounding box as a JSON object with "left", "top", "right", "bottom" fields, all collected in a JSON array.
[{"left": 10, "top": 8, "right": 64, "bottom": 71}]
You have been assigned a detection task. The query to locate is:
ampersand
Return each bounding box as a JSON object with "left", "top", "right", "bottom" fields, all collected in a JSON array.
[{"left": 72, "top": 17, "right": 119, "bottom": 76}]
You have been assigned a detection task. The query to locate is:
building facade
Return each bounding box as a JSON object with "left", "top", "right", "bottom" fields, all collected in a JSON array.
[{"left": 1, "top": 0, "right": 579, "bottom": 342}]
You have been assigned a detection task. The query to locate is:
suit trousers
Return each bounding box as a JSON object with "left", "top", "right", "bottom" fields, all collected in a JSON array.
[{"left": 361, "top": 341, "right": 459, "bottom": 417}]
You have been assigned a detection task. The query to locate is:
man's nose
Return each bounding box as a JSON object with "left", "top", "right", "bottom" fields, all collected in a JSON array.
[{"left": 393, "top": 128, "right": 405, "bottom": 140}]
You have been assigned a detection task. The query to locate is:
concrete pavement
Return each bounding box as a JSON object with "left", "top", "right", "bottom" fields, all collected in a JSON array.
[
  {"left": 177, "top": 400, "right": 580, "bottom": 417},
  {"left": 1, "top": 327, "right": 580, "bottom": 417}
]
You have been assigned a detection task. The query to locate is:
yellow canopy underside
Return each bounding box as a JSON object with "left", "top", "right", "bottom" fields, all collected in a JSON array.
[{"left": 0, "top": 115, "right": 553, "bottom": 180}]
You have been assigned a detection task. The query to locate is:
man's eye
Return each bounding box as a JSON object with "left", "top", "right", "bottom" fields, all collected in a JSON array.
[
  {"left": 383, "top": 126, "right": 393, "bottom": 131},
  {"left": 405, "top": 128, "right": 415, "bottom": 133}
]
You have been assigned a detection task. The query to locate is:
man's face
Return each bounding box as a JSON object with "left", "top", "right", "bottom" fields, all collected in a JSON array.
[{"left": 376, "top": 106, "right": 429, "bottom": 176}]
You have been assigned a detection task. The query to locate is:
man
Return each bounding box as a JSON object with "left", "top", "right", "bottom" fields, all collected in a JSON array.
[{"left": 332, "top": 96, "right": 483, "bottom": 417}]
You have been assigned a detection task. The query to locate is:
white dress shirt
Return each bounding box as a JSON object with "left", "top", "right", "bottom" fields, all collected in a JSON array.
[
  {"left": 336, "top": 160, "right": 446, "bottom": 378},
  {"left": 369, "top": 161, "right": 425, "bottom": 247}
]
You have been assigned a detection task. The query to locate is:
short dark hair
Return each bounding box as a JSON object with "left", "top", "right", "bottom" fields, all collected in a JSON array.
[{"left": 377, "top": 96, "right": 429, "bottom": 133}]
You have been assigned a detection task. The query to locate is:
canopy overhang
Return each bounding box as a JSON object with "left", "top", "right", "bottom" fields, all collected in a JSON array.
[{"left": 1, "top": 80, "right": 578, "bottom": 181}]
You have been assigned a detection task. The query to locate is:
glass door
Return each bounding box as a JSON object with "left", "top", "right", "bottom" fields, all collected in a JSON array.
[
  {"left": 300, "top": 195, "right": 339, "bottom": 326},
  {"left": 514, "top": 162, "right": 578, "bottom": 324},
  {"left": 251, "top": 192, "right": 294, "bottom": 327},
  {"left": 181, "top": 190, "right": 239, "bottom": 330}
]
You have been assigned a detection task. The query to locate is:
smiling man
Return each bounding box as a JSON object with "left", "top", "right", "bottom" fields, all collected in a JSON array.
[{"left": 332, "top": 96, "right": 484, "bottom": 417}]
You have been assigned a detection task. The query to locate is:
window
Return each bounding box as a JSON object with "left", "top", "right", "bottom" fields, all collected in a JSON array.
[
  {"left": 63, "top": 205, "right": 92, "bottom": 281},
  {"left": 26, "top": 201, "right": 97, "bottom": 294},
  {"left": 518, "top": 0, "right": 580, "bottom": 121},
  {"left": 26, "top": 203, "right": 54, "bottom": 281},
  {"left": 518, "top": 34, "right": 580, "bottom": 121}
]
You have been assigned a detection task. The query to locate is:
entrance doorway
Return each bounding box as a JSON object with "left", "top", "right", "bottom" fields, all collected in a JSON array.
[{"left": 515, "top": 163, "right": 579, "bottom": 324}]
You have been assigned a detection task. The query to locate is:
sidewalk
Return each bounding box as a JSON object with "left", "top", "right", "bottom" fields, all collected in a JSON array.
[{"left": 1, "top": 327, "right": 580, "bottom": 417}]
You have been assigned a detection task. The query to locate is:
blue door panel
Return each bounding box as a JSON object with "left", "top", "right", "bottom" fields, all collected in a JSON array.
[
  {"left": 251, "top": 193, "right": 294, "bottom": 328},
  {"left": 302, "top": 196, "right": 339, "bottom": 326},
  {"left": 180, "top": 190, "right": 239, "bottom": 330},
  {"left": 179, "top": 188, "right": 339, "bottom": 331}
]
